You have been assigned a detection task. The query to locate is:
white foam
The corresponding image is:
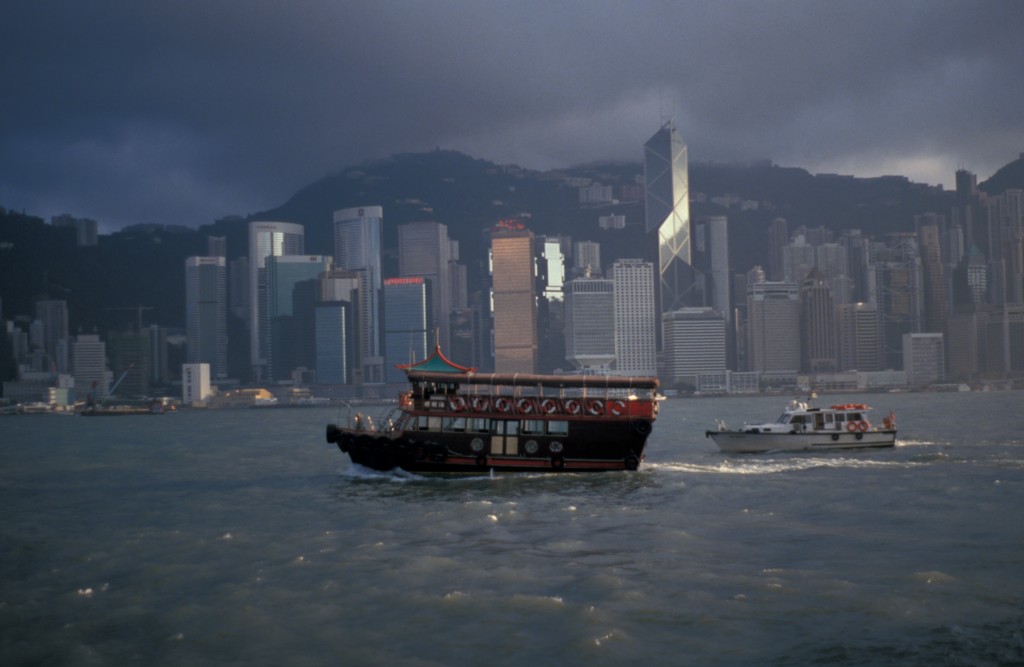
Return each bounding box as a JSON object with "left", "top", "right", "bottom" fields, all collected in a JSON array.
[{"left": 649, "top": 456, "right": 922, "bottom": 475}]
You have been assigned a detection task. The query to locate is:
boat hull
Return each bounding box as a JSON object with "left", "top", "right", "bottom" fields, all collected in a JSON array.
[
  {"left": 706, "top": 429, "right": 897, "bottom": 454},
  {"left": 327, "top": 419, "right": 654, "bottom": 473}
]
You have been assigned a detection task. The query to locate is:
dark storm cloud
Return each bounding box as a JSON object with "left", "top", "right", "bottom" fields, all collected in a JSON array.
[{"left": 2, "top": 0, "right": 1022, "bottom": 229}]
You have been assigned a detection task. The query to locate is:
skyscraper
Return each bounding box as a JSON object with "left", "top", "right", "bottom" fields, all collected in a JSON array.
[
  {"left": 644, "top": 120, "right": 699, "bottom": 320},
  {"left": 693, "top": 215, "right": 731, "bottom": 318},
  {"left": 800, "top": 267, "right": 838, "bottom": 373},
  {"left": 73, "top": 334, "right": 108, "bottom": 401},
  {"left": 185, "top": 256, "right": 227, "bottom": 380},
  {"left": 383, "top": 277, "right": 432, "bottom": 383},
  {"left": 398, "top": 221, "right": 452, "bottom": 351},
  {"left": 266, "top": 254, "right": 332, "bottom": 380},
  {"left": 34, "top": 299, "right": 68, "bottom": 371},
  {"left": 249, "top": 221, "right": 304, "bottom": 381},
  {"left": 536, "top": 235, "right": 567, "bottom": 373},
  {"left": 573, "top": 240, "right": 602, "bottom": 277},
  {"left": 612, "top": 259, "right": 657, "bottom": 376},
  {"left": 873, "top": 233, "right": 922, "bottom": 370},
  {"left": 315, "top": 269, "right": 361, "bottom": 386},
  {"left": 837, "top": 302, "right": 881, "bottom": 372},
  {"left": 490, "top": 220, "right": 537, "bottom": 373},
  {"left": 334, "top": 206, "right": 384, "bottom": 384},
  {"left": 563, "top": 276, "right": 615, "bottom": 371},
  {"left": 747, "top": 281, "right": 800, "bottom": 374},
  {"left": 918, "top": 222, "right": 948, "bottom": 334},
  {"left": 903, "top": 333, "right": 945, "bottom": 385},
  {"left": 767, "top": 218, "right": 789, "bottom": 282},
  {"left": 662, "top": 307, "right": 727, "bottom": 386}
]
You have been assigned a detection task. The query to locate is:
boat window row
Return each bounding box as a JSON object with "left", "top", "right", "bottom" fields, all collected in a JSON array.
[
  {"left": 412, "top": 415, "right": 569, "bottom": 436},
  {"left": 782, "top": 412, "right": 866, "bottom": 428}
]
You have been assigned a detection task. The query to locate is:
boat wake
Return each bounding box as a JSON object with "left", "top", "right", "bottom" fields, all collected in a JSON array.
[
  {"left": 341, "top": 464, "right": 426, "bottom": 482},
  {"left": 648, "top": 456, "right": 923, "bottom": 475},
  {"left": 340, "top": 463, "right": 554, "bottom": 483}
]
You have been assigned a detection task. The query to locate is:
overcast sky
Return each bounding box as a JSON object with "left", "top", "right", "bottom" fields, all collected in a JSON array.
[{"left": 3, "top": 0, "right": 1022, "bottom": 230}]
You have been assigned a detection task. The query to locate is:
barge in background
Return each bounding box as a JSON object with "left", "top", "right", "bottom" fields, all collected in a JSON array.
[{"left": 325, "top": 346, "right": 660, "bottom": 473}]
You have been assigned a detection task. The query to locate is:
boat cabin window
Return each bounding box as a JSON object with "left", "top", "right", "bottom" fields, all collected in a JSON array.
[
  {"left": 443, "top": 417, "right": 467, "bottom": 432},
  {"left": 467, "top": 417, "right": 488, "bottom": 433},
  {"left": 547, "top": 420, "right": 569, "bottom": 436},
  {"left": 789, "top": 414, "right": 809, "bottom": 427},
  {"left": 489, "top": 420, "right": 519, "bottom": 436},
  {"left": 416, "top": 415, "right": 442, "bottom": 431},
  {"left": 522, "top": 419, "right": 544, "bottom": 435}
]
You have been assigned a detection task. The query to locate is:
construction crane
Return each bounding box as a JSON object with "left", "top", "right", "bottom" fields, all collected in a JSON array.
[{"left": 103, "top": 305, "right": 154, "bottom": 333}]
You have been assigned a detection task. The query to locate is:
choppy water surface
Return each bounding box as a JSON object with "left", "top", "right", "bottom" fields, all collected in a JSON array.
[{"left": 2, "top": 391, "right": 1023, "bottom": 666}]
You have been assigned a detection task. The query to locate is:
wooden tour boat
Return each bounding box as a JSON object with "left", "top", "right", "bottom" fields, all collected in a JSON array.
[{"left": 325, "top": 346, "right": 660, "bottom": 473}]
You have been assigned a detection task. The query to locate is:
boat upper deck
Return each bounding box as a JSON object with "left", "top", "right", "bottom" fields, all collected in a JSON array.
[{"left": 402, "top": 370, "right": 660, "bottom": 419}]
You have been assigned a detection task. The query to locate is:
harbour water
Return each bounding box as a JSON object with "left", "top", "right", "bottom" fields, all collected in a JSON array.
[{"left": 2, "top": 391, "right": 1023, "bottom": 666}]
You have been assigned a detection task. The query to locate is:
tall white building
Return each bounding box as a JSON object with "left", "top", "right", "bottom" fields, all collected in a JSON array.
[
  {"left": 334, "top": 206, "right": 384, "bottom": 384},
  {"left": 182, "top": 362, "right": 212, "bottom": 405},
  {"left": 563, "top": 277, "right": 615, "bottom": 371},
  {"left": 185, "top": 256, "right": 227, "bottom": 380},
  {"left": 662, "top": 307, "right": 727, "bottom": 386},
  {"left": 248, "top": 221, "right": 305, "bottom": 381},
  {"left": 612, "top": 259, "right": 657, "bottom": 376}
]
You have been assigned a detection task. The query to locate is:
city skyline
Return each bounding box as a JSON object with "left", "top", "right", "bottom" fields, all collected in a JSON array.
[
  {"left": 3, "top": 121, "right": 1024, "bottom": 403},
  {"left": 2, "top": 2, "right": 1023, "bottom": 231}
]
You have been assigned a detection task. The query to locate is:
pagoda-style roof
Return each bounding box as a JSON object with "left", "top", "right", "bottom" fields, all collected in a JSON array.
[{"left": 396, "top": 344, "right": 475, "bottom": 374}]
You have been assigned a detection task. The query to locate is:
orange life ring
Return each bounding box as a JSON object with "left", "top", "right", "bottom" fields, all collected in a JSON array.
[
  {"left": 448, "top": 396, "right": 465, "bottom": 412},
  {"left": 846, "top": 421, "right": 859, "bottom": 433},
  {"left": 540, "top": 398, "right": 559, "bottom": 415},
  {"left": 857, "top": 420, "right": 869, "bottom": 432},
  {"left": 609, "top": 399, "right": 626, "bottom": 416},
  {"left": 516, "top": 398, "right": 536, "bottom": 414},
  {"left": 494, "top": 397, "right": 512, "bottom": 413},
  {"left": 471, "top": 396, "right": 490, "bottom": 412},
  {"left": 586, "top": 398, "right": 605, "bottom": 416},
  {"left": 563, "top": 399, "right": 581, "bottom": 415}
]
